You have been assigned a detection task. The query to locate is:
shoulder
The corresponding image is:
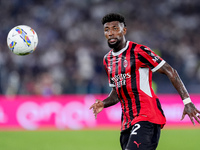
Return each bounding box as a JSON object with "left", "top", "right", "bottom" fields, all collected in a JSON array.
[
  {"left": 129, "top": 41, "right": 150, "bottom": 52},
  {"left": 137, "top": 43, "right": 151, "bottom": 52},
  {"left": 135, "top": 44, "right": 156, "bottom": 56}
]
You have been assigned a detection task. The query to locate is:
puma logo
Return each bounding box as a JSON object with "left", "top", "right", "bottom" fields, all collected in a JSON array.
[{"left": 134, "top": 141, "right": 141, "bottom": 148}]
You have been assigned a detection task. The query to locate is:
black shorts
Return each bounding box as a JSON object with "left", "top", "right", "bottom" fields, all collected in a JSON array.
[{"left": 120, "top": 121, "right": 161, "bottom": 150}]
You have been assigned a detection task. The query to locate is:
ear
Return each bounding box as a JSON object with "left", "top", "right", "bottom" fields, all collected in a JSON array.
[{"left": 123, "top": 27, "right": 127, "bottom": 35}]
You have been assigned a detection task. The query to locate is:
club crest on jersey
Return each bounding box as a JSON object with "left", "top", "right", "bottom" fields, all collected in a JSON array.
[{"left": 123, "top": 59, "right": 128, "bottom": 68}]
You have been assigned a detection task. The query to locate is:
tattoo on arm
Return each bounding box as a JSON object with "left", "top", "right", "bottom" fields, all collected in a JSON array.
[
  {"left": 158, "top": 63, "right": 189, "bottom": 100},
  {"left": 103, "top": 88, "right": 120, "bottom": 108}
]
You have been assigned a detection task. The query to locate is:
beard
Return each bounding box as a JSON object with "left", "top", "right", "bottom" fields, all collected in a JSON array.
[{"left": 107, "top": 39, "right": 121, "bottom": 49}]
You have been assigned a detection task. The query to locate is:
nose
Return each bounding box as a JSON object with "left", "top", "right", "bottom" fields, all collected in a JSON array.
[{"left": 108, "top": 29, "right": 114, "bottom": 37}]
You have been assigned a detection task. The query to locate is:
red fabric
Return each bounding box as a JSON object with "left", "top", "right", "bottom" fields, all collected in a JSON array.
[{"left": 103, "top": 41, "right": 166, "bottom": 131}]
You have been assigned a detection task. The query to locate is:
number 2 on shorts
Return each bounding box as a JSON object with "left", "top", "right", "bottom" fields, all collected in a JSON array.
[{"left": 131, "top": 124, "right": 141, "bottom": 135}]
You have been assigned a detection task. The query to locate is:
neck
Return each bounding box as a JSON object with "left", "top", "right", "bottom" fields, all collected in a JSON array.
[{"left": 113, "top": 39, "right": 127, "bottom": 53}]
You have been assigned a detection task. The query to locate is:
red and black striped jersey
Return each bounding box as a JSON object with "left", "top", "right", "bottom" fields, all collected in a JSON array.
[{"left": 103, "top": 41, "right": 166, "bottom": 131}]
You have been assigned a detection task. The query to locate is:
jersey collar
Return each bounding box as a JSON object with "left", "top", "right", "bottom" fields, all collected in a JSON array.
[{"left": 112, "top": 41, "right": 130, "bottom": 56}]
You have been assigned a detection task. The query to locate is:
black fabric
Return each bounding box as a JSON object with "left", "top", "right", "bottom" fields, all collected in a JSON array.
[{"left": 120, "top": 121, "right": 161, "bottom": 150}]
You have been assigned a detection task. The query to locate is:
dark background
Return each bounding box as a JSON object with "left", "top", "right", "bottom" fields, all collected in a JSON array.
[{"left": 0, "top": 0, "right": 200, "bottom": 95}]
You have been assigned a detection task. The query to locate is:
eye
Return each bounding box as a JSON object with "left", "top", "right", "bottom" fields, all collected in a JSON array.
[{"left": 104, "top": 28, "right": 109, "bottom": 32}]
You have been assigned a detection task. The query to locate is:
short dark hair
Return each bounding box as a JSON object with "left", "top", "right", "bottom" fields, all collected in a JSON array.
[{"left": 101, "top": 13, "right": 126, "bottom": 26}]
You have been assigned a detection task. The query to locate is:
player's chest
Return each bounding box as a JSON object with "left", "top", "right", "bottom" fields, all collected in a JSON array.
[{"left": 107, "top": 55, "right": 141, "bottom": 74}]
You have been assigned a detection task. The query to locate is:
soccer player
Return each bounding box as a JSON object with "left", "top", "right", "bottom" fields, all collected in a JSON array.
[{"left": 89, "top": 13, "right": 200, "bottom": 150}]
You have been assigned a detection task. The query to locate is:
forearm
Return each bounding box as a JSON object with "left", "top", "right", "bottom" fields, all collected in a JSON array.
[
  {"left": 168, "top": 69, "right": 189, "bottom": 100},
  {"left": 158, "top": 63, "right": 189, "bottom": 100},
  {"left": 103, "top": 88, "right": 120, "bottom": 108}
]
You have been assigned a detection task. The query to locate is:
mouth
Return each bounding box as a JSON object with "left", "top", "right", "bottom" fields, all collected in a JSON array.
[{"left": 108, "top": 38, "right": 117, "bottom": 44}]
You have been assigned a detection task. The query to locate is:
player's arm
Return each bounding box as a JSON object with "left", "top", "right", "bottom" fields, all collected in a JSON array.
[
  {"left": 90, "top": 87, "right": 119, "bottom": 119},
  {"left": 103, "top": 87, "right": 120, "bottom": 108},
  {"left": 157, "top": 62, "right": 200, "bottom": 125}
]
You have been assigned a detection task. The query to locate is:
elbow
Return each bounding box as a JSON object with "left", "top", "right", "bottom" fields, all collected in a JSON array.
[
  {"left": 168, "top": 68, "right": 180, "bottom": 81},
  {"left": 159, "top": 62, "right": 180, "bottom": 81},
  {"left": 172, "top": 68, "right": 179, "bottom": 77},
  {"left": 172, "top": 68, "right": 178, "bottom": 75}
]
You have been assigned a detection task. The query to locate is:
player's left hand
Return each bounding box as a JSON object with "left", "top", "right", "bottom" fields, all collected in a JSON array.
[{"left": 181, "top": 102, "right": 200, "bottom": 125}]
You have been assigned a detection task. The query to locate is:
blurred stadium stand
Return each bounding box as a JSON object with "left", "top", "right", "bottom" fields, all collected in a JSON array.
[{"left": 0, "top": 0, "right": 200, "bottom": 95}]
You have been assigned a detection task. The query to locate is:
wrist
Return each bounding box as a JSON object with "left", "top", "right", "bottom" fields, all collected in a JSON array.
[
  {"left": 102, "top": 100, "right": 106, "bottom": 108},
  {"left": 183, "top": 97, "right": 192, "bottom": 105}
]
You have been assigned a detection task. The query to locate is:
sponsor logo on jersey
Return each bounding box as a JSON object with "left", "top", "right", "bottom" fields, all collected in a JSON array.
[{"left": 111, "top": 73, "right": 131, "bottom": 87}]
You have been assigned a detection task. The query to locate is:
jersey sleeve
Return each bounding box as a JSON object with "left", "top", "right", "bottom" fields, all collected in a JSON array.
[
  {"left": 137, "top": 45, "right": 165, "bottom": 72},
  {"left": 103, "top": 55, "right": 115, "bottom": 87}
]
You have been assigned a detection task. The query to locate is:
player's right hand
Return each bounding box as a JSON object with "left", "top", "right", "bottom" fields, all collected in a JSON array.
[{"left": 89, "top": 99, "right": 104, "bottom": 119}]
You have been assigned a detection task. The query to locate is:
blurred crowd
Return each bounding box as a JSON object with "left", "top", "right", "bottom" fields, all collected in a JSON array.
[{"left": 0, "top": 0, "right": 200, "bottom": 95}]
